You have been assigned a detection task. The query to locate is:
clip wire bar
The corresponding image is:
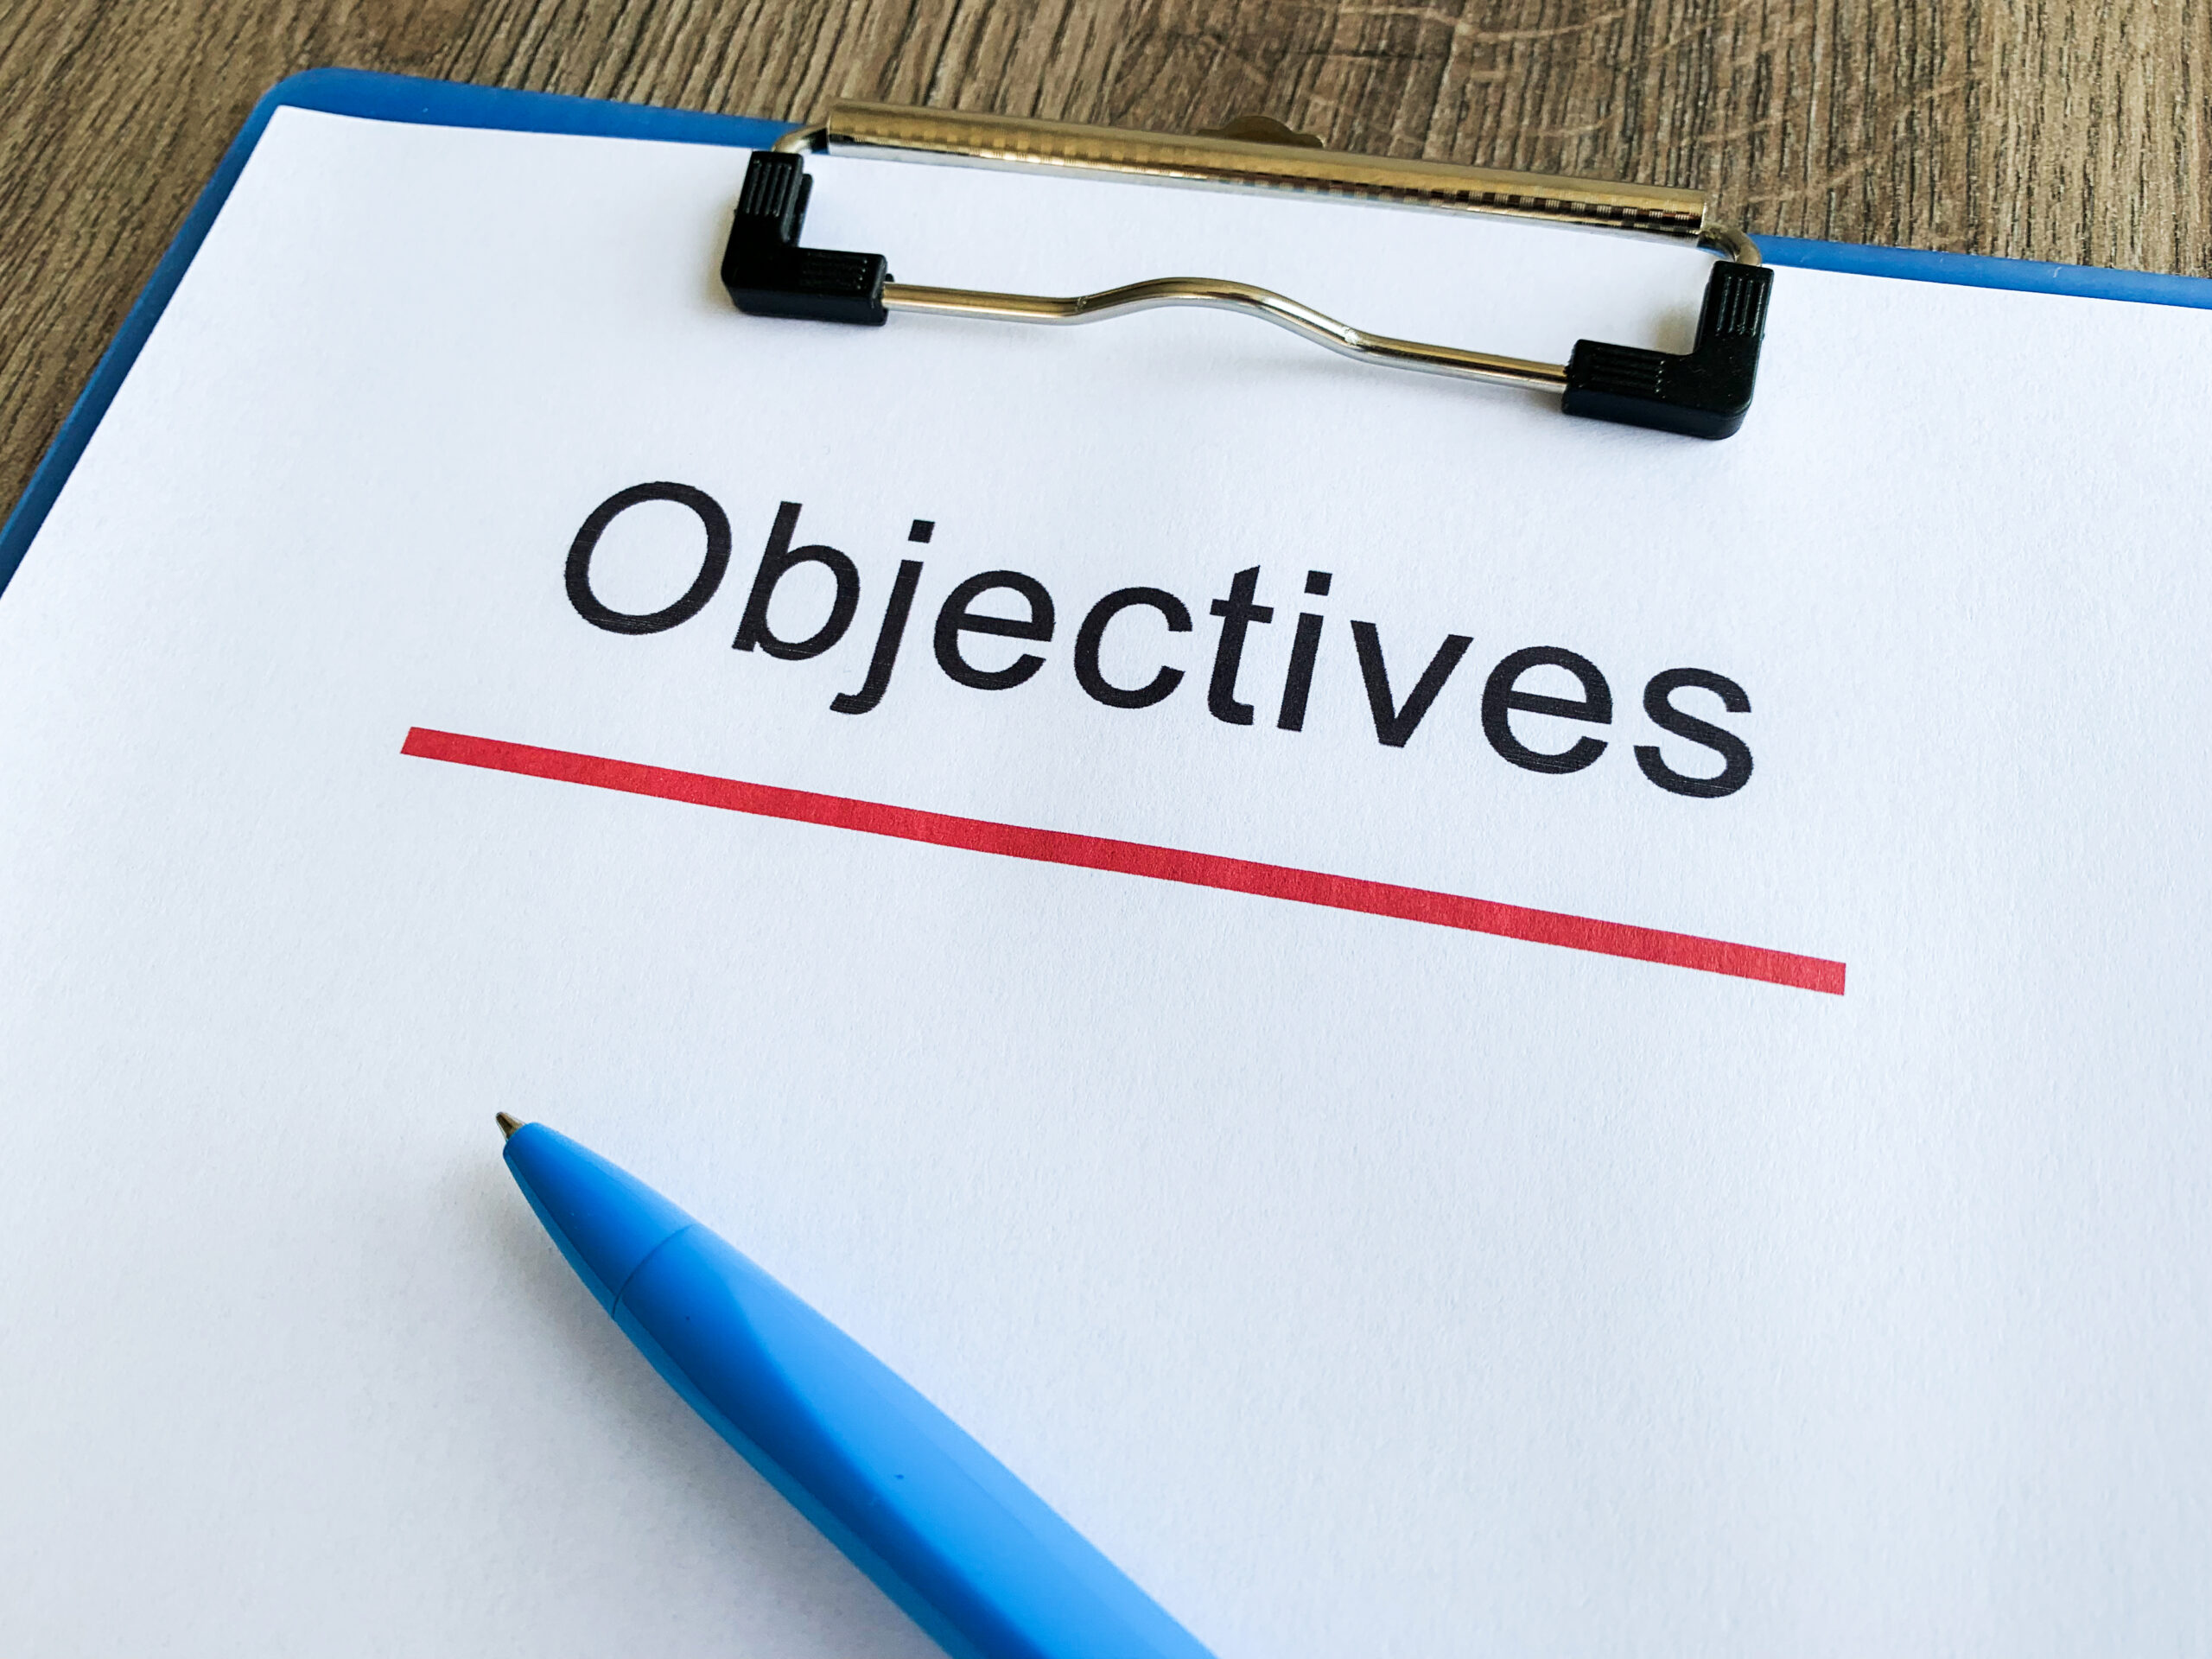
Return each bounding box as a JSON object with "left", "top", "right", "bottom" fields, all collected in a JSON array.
[
  {"left": 723, "top": 115, "right": 1774, "bottom": 439},
  {"left": 880, "top": 277, "right": 1569, "bottom": 391}
]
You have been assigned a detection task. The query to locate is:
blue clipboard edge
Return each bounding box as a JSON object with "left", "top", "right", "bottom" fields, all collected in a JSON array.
[{"left": 4, "top": 65, "right": 2209, "bottom": 601}]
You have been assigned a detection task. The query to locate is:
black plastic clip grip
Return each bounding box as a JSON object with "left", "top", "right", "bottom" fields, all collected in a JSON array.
[
  {"left": 721, "top": 151, "right": 889, "bottom": 325},
  {"left": 1561, "top": 261, "right": 1773, "bottom": 440}
]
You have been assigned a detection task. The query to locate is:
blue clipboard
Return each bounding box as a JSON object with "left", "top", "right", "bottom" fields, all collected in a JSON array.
[{"left": 5, "top": 66, "right": 2209, "bottom": 601}]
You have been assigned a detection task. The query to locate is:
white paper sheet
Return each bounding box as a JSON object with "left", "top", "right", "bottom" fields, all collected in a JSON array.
[{"left": 1, "top": 106, "right": 2207, "bottom": 1656}]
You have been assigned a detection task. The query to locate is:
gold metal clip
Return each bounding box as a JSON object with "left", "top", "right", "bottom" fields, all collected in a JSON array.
[{"left": 752, "top": 104, "right": 1770, "bottom": 437}]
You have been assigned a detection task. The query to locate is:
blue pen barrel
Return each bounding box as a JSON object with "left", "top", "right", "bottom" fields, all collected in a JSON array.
[{"left": 504, "top": 1124, "right": 1217, "bottom": 1659}]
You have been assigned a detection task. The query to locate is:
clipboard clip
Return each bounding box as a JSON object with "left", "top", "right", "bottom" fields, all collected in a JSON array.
[{"left": 724, "top": 105, "right": 1771, "bottom": 440}]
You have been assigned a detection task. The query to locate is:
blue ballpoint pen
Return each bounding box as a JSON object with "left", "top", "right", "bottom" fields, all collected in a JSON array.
[{"left": 495, "top": 1116, "right": 1220, "bottom": 1659}]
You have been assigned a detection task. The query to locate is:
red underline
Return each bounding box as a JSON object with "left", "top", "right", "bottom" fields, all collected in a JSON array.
[{"left": 401, "top": 727, "right": 1846, "bottom": 995}]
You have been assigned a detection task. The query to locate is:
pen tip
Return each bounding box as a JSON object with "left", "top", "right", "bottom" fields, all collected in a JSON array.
[{"left": 494, "top": 1112, "right": 523, "bottom": 1141}]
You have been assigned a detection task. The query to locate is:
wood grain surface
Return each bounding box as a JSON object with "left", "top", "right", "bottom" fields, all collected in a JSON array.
[{"left": 1, "top": 0, "right": 2204, "bottom": 519}]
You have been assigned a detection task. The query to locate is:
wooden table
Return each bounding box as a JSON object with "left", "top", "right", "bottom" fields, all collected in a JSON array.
[{"left": 2, "top": 0, "right": 2203, "bottom": 518}]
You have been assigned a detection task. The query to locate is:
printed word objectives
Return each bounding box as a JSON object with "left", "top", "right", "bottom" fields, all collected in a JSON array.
[{"left": 565, "top": 482, "right": 1753, "bottom": 798}]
